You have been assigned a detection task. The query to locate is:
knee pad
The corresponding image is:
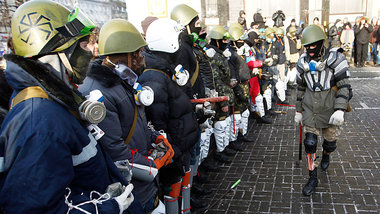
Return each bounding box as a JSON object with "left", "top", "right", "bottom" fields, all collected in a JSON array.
[
  {"left": 304, "top": 133, "right": 318, "bottom": 154},
  {"left": 322, "top": 139, "right": 337, "bottom": 153}
]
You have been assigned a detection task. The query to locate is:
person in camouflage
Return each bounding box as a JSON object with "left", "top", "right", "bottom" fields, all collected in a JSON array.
[{"left": 205, "top": 25, "right": 237, "bottom": 163}]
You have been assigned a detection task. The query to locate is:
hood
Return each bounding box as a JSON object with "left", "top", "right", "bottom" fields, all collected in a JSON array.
[
  {"left": 4, "top": 54, "right": 79, "bottom": 110},
  {"left": 87, "top": 59, "right": 122, "bottom": 88},
  {"left": 143, "top": 50, "right": 174, "bottom": 76}
]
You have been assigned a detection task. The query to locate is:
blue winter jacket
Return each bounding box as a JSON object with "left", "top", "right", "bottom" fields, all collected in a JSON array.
[
  {"left": 0, "top": 55, "right": 144, "bottom": 213},
  {"left": 79, "top": 60, "right": 158, "bottom": 206}
]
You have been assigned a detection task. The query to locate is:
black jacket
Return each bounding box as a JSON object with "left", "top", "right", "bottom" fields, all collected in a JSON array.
[
  {"left": 177, "top": 33, "right": 205, "bottom": 99},
  {"left": 139, "top": 51, "right": 200, "bottom": 166},
  {"left": 272, "top": 10, "right": 286, "bottom": 27},
  {"left": 79, "top": 60, "right": 158, "bottom": 206},
  {"left": 354, "top": 23, "right": 374, "bottom": 44}
]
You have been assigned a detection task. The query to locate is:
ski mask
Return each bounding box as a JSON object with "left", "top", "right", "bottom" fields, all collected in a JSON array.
[
  {"left": 69, "top": 41, "right": 93, "bottom": 84},
  {"left": 188, "top": 17, "right": 202, "bottom": 36},
  {"left": 305, "top": 40, "right": 324, "bottom": 59}
]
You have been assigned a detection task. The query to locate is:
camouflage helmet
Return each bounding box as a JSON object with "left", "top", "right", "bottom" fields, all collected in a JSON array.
[
  {"left": 229, "top": 23, "right": 244, "bottom": 41},
  {"left": 208, "top": 25, "right": 229, "bottom": 40},
  {"left": 301, "top": 24, "right": 327, "bottom": 46},
  {"left": 98, "top": 19, "right": 147, "bottom": 56},
  {"left": 11, "top": 0, "right": 95, "bottom": 57},
  {"left": 170, "top": 4, "right": 198, "bottom": 26}
]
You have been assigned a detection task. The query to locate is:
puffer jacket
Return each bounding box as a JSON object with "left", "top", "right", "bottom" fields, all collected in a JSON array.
[
  {"left": 139, "top": 51, "right": 200, "bottom": 182},
  {"left": 0, "top": 55, "right": 144, "bottom": 213},
  {"left": 79, "top": 59, "right": 158, "bottom": 206}
]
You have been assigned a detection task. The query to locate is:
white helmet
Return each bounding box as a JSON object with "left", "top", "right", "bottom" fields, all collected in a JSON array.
[{"left": 146, "top": 18, "right": 184, "bottom": 53}]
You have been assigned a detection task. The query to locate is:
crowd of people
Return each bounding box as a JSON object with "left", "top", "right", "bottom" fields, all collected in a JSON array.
[{"left": 0, "top": 1, "right": 353, "bottom": 213}]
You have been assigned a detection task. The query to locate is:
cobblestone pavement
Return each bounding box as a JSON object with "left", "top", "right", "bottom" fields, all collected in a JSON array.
[{"left": 201, "top": 69, "right": 380, "bottom": 213}]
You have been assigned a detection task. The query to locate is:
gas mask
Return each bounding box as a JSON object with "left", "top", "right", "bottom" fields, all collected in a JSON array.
[
  {"left": 79, "top": 89, "right": 107, "bottom": 125},
  {"left": 172, "top": 64, "right": 190, "bottom": 86},
  {"left": 106, "top": 58, "right": 136, "bottom": 83},
  {"left": 307, "top": 60, "right": 325, "bottom": 74},
  {"left": 133, "top": 82, "right": 154, "bottom": 106}
]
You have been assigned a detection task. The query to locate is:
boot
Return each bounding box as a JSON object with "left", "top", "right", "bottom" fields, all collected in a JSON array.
[
  {"left": 200, "top": 161, "right": 220, "bottom": 172},
  {"left": 194, "top": 170, "right": 209, "bottom": 184},
  {"left": 214, "top": 152, "right": 232, "bottom": 163},
  {"left": 190, "top": 196, "right": 208, "bottom": 209},
  {"left": 320, "top": 151, "right": 330, "bottom": 171},
  {"left": 302, "top": 169, "right": 318, "bottom": 196},
  {"left": 191, "top": 184, "right": 213, "bottom": 196},
  {"left": 223, "top": 147, "right": 237, "bottom": 156},
  {"left": 228, "top": 141, "right": 243, "bottom": 151},
  {"left": 237, "top": 132, "right": 253, "bottom": 142},
  {"left": 260, "top": 116, "right": 272, "bottom": 124}
]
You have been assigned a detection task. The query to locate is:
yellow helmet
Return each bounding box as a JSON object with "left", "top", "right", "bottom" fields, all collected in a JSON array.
[
  {"left": 229, "top": 23, "right": 244, "bottom": 41},
  {"left": 98, "top": 19, "right": 147, "bottom": 56},
  {"left": 170, "top": 4, "right": 198, "bottom": 26},
  {"left": 11, "top": 0, "right": 95, "bottom": 57},
  {"left": 208, "top": 25, "right": 229, "bottom": 40}
]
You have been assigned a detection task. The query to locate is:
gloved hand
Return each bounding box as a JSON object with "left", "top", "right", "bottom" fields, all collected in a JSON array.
[
  {"left": 114, "top": 184, "right": 134, "bottom": 214},
  {"left": 264, "top": 58, "right": 273, "bottom": 66},
  {"left": 329, "top": 110, "right": 344, "bottom": 126},
  {"left": 154, "top": 135, "right": 175, "bottom": 169},
  {"left": 294, "top": 111, "right": 302, "bottom": 125},
  {"left": 252, "top": 68, "right": 260, "bottom": 75}
]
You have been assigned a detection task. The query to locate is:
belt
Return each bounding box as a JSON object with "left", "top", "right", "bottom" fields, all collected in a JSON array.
[{"left": 234, "top": 111, "right": 241, "bottom": 114}]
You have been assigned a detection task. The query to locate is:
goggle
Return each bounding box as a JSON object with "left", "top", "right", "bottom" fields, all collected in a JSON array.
[
  {"left": 57, "top": 8, "right": 96, "bottom": 38},
  {"left": 223, "top": 32, "right": 231, "bottom": 40}
]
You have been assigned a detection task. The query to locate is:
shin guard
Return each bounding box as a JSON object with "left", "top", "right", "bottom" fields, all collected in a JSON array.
[
  {"left": 164, "top": 195, "right": 179, "bottom": 214},
  {"left": 181, "top": 170, "right": 191, "bottom": 214}
]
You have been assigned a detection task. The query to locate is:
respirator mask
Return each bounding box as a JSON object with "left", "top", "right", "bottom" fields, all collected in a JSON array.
[
  {"left": 172, "top": 64, "right": 190, "bottom": 86},
  {"left": 133, "top": 82, "right": 154, "bottom": 106}
]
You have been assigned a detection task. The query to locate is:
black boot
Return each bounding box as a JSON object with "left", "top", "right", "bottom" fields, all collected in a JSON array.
[
  {"left": 320, "top": 152, "right": 330, "bottom": 171},
  {"left": 237, "top": 132, "right": 253, "bottom": 142},
  {"left": 228, "top": 141, "right": 243, "bottom": 151},
  {"left": 214, "top": 152, "right": 232, "bottom": 163},
  {"left": 191, "top": 196, "right": 208, "bottom": 208},
  {"left": 200, "top": 161, "right": 220, "bottom": 172},
  {"left": 223, "top": 147, "right": 237, "bottom": 156},
  {"left": 302, "top": 169, "right": 318, "bottom": 196},
  {"left": 260, "top": 116, "right": 273, "bottom": 124},
  {"left": 194, "top": 170, "right": 210, "bottom": 184},
  {"left": 191, "top": 184, "right": 213, "bottom": 196}
]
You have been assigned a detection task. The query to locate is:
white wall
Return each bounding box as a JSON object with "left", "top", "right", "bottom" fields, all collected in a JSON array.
[{"left": 127, "top": 0, "right": 201, "bottom": 33}]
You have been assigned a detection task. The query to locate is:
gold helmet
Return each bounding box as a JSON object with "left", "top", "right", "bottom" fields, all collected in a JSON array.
[
  {"left": 11, "top": 0, "right": 95, "bottom": 57},
  {"left": 98, "top": 19, "right": 147, "bottom": 56},
  {"left": 170, "top": 4, "right": 198, "bottom": 26},
  {"left": 229, "top": 23, "right": 244, "bottom": 41},
  {"left": 208, "top": 25, "right": 229, "bottom": 40}
]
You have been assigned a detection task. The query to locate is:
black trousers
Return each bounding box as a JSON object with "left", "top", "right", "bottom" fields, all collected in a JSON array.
[{"left": 356, "top": 43, "right": 368, "bottom": 65}]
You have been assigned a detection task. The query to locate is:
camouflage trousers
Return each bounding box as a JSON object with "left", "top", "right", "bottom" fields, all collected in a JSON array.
[{"left": 304, "top": 125, "right": 342, "bottom": 142}]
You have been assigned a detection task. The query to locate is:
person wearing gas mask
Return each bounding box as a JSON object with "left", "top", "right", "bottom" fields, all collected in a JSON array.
[
  {"left": 272, "top": 10, "right": 286, "bottom": 27},
  {"left": 238, "top": 10, "right": 248, "bottom": 31},
  {"left": 227, "top": 23, "right": 253, "bottom": 143},
  {"left": 295, "top": 25, "right": 352, "bottom": 196},
  {"left": 170, "top": 5, "right": 213, "bottom": 211},
  {"left": 244, "top": 31, "right": 272, "bottom": 124},
  {"left": 79, "top": 19, "right": 174, "bottom": 213},
  {"left": 139, "top": 18, "right": 201, "bottom": 214},
  {"left": 263, "top": 27, "right": 282, "bottom": 110},
  {"left": 205, "top": 25, "right": 241, "bottom": 164},
  {"left": 274, "top": 27, "right": 289, "bottom": 102},
  {"left": 284, "top": 26, "right": 302, "bottom": 87},
  {"left": 328, "top": 19, "right": 343, "bottom": 48},
  {"left": 0, "top": 1, "right": 142, "bottom": 213},
  {"left": 286, "top": 18, "right": 298, "bottom": 34}
]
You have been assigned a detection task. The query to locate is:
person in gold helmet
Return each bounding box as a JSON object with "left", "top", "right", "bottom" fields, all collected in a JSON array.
[
  {"left": 0, "top": 1, "right": 141, "bottom": 213},
  {"left": 79, "top": 19, "right": 174, "bottom": 213}
]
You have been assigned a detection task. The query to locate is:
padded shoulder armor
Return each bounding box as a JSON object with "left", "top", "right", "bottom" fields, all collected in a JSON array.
[
  {"left": 326, "top": 47, "right": 344, "bottom": 67},
  {"left": 296, "top": 52, "right": 309, "bottom": 74}
]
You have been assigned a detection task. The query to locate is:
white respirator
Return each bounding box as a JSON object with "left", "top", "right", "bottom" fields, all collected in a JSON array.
[
  {"left": 133, "top": 82, "right": 154, "bottom": 106},
  {"left": 172, "top": 64, "right": 190, "bottom": 86}
]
